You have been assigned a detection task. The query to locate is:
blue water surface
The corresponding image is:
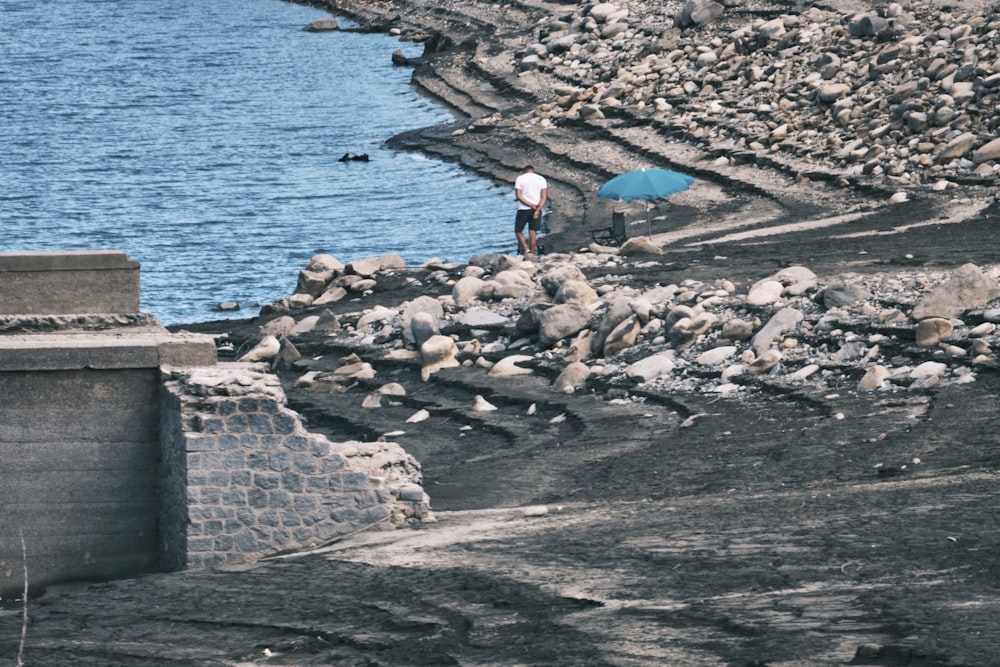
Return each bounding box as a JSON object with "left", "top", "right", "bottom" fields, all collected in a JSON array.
[{"left": 0, "top": 0, "right": 512, "bottom": 325}]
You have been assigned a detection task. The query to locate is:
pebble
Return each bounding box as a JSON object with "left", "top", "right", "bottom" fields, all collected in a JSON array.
[
  {"left": 405, "top": 409, "right": 430, "bottom": 423},
  {"left": 472, "top": 395, "right": 498, "bottom": 412}
]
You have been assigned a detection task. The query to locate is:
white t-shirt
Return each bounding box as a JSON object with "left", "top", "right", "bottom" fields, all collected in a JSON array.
[{"left": 514, "top": 172, "right": 547, "bottom": 210}]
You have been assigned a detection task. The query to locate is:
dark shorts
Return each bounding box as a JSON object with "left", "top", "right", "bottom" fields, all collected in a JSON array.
[{"left": 515, "top": 208, "right": 541, "bottom": 232}]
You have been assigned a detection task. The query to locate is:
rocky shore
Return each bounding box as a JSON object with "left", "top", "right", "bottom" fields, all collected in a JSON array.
[{"left": 5, "top": 1, "right": 1000, "bottom": 665}]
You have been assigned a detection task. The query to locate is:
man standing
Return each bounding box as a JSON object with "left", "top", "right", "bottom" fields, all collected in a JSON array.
[{"left": 514, "top": 165, "right": 547, "bottom": 256}]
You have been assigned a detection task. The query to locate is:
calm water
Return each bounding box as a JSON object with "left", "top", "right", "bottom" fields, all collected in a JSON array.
[{"left": 0, "top": 0, "right": 513, "bottom": 325}]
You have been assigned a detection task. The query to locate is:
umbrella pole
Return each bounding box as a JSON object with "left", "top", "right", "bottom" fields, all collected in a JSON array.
[{"left": 646, "top": 203, "right": 652, "bottom": 238}]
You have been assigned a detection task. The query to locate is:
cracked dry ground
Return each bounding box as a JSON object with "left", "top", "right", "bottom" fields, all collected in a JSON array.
[{"left": 6, "top": 329, "right": 999, "bottom": 666}]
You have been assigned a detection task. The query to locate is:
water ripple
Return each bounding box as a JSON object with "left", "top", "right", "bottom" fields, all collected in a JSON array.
[{"left": 1, "top": 0, "right": 513, "bottom": 325}]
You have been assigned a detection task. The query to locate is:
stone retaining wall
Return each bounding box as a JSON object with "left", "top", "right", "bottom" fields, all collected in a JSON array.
[{"left": 160, "top": 364, "right": 431, "bottom": 570}]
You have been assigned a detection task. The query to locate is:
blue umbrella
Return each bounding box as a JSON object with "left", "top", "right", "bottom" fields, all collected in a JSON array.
[{"left": 597, "top": 168, "right": 694, "bottom": 237}]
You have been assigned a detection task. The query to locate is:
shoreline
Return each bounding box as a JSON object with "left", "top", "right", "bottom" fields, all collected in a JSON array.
[{"left": 297, "top": 0, "right": 998, "bottom": 261}]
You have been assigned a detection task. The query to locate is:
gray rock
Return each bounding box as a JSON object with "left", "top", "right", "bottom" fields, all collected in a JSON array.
[
  {"left": 458, "top": 309, "right": 510, "bottom": 328},
  {"left": 678, "top": 0, "right": 724, "bottom": 27},
  {"left": 304, "top": 17, "right": 339, "bottom": 32},
  {"left": 313, "top": 285, "right": 348, "bottom": 305},
  {"left": 823, "top": 283, "right": 870, "bottom": 308},
  {"left": 540, "top": 265, "right": 588, "bottom": 296},
  {"left": 553, "top": 362, "right": 590, "bottom": 392},
  {"left": 619, "top": 237, "right": 663, "bottom": 255},
  {"left": 409, "top": 311, "right": 441, "bottom": 349},
  {"left": 401, "top": 295, "right": 444, "bottom": 344},
  {"left": 720, "top": 318, "right": 753, "bottom": 342},
  {"left": 972, "top": 137, "right": 1000, "bottom": 164},
  {"left": 912, "top": 264, "right": 1000, "bottom": 320},
  {"left": 592, "top": 297, "right": 634, "bottom": 356},
  {"left": 260, "top": 316, "right": 295, "bottom": 338},
  {"left": 914, "top": 317, "right": 954, "bottom": 347},
  {"left": 378, "top": 253, "right": 407, "bottom": 269},
  {"left": 306, "top": 254, "right": 344, "bottom": 272},
  {"left": 626, "top": 350, "right": 677, "bottom": 382},
  {"left": 419, "top": 335, "right": 460, "bottom": 381},
  {"left": 752, "top": 307, "right": 803, "bottom": 355},
  {"left": 747, "top": 279, "right": 783, "bottom": 306},
  {"left": 937, "top": 132, "right": 978, "bottom": 162},
  {"left": 747, "top": 349, "right": 781, "bottom": 374},
  {"left": 346, "top": 258, "right": 380, "bottom": 277},
  {"left": 538, "top": 304, "right": 593, "bottom": 347},
  {"left": 603, "top": 315, "right": 641, "bottom": 357},
  {"left": 554, "top": 279, "right": 599, "bottom": 305},
  {"left": 296, "top": 269, "right": 333, "bottom": 298}
]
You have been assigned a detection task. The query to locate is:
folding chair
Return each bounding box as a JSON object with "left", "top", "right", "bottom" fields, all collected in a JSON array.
[{"left": 590, "top": 211, "right": 627, "bottom": 246}]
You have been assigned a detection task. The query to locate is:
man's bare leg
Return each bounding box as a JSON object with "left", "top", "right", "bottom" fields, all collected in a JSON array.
[
  {"left": 528, "top": 230, "right": 537, "bottom": 254},
  {"left": 516, "top": 231, "right": 529, "bottom": 255}
]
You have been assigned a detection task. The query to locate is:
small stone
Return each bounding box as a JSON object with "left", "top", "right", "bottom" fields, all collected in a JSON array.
[
  {"left": 239, "top": 335, "right": 281, "bottom": 362},
  {"left": 787, "top": 364, "right": 819, "bottom": 382},
  {"left": 970, "top": 322, "right": 996, "bottom": 337},
  {"left": 914, "top": 318, "right": 953, "bottom": 347},
  {"left": 747, "top": 279, "right": 783, "bottom": 305},
  {"left": 696, "top": 346, "right": 737, "bottom": 366},
  {"left": 405, "top": 409, "right": 430, "bottom": 423},
  {"left": 553, "top": 361, "right": 590, "bottom": 392},
  {"left": 419, "top": 335, "right": 460, "bottom": 381},
  {"left": 489, "top": 355, "right": 535, "bottom": 377},
  {"left": 858, "top": 365, "right": 890, "bottom": 391},
  {"left": 472, "top": 395, "right": 498, "bottom": 411},
  {"left": 747, "top": 349, "right": 781, "bottom": 374},
  {"left": 910, "top": 361, "right": 947, "bottom": 379}
]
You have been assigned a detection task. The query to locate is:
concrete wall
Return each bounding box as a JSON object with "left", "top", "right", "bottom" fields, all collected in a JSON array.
[
  {"left": 0, "top": 367, "right": 162, "bottom": 595},
  {"left": 0, "top": 333, "right": 217, "bottom": 598},
  {"left": 0, "top": 251, "right": 140, "bottom": 315}
]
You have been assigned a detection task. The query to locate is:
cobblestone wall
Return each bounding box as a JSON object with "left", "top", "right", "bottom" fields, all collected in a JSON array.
[{"left": 160, "top": 363, "right": 431, "bottom": 570}]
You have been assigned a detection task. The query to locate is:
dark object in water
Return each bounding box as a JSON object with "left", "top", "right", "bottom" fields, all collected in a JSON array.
[{"left": 338, "top": 153, "right": 370, "bottom": 162}]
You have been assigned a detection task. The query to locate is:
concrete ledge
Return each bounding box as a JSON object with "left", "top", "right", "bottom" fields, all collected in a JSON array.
[
  {"left": 0, "top": 250, "right": 141, "bottom": 315},
  {"left": 0, "top": 333, "right": 217, "bottom": 371},
  {"left": 0, "top": 250, "right": 139, "bottom": 273}
]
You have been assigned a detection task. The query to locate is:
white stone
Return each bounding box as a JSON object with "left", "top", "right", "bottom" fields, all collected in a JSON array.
[
  {"left": 747, "top": 279, "right": 783, "bottom": 305},
  {"left": 239, "top": 335, "right": 281, "bottom": 362},
  {"left": 472, "top": 395, "right": 498, "bottom": 412},
  {"left": 625, "top": 350, "right": 677, "bottom": 381},
  {"left": 787, "top": 364, "right": 819, "bottom": 382},
  {"left": 405, "top": 409, "right": 430, "bottom": 423},
  {"left": 910, "top": 361, "right": 947, "bottom": 379},
  {"left": 489, "top": 355, "right": 535, "bottom": 377},
  {"left": 696, "top": 346, "right": 737, "bottom": 366}
]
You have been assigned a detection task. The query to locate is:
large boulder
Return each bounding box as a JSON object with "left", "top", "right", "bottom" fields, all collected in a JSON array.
[
  {"left": 676, "top": 0, "right": 724, "bottom": 28},
  {"left": 537, "top": 304, "right": 593, "bottom": 347},
  {"left": 539, "top": 264, "right": 587, "bottom": 296},
  {"left": 912, "top": 264, "right": 1000, "bottom": 320},
  {"left": 592, "top": 297, "right": 634, "bottom": 356},
  {"left": 401, "top": 295, "right": 444, "bottom": 344}
]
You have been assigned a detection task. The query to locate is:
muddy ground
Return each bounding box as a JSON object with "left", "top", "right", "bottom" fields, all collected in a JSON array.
[{"left": 5, "top": 0, "right": 1000, "bottom": 663}]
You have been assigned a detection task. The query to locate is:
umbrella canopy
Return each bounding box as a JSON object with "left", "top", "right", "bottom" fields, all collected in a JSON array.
[
  {"left": 597, "top": 168, "right": 694, "bottom": 236},
  {"left": 598, "top": 167, "right": 694, "bottom": 201}
]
